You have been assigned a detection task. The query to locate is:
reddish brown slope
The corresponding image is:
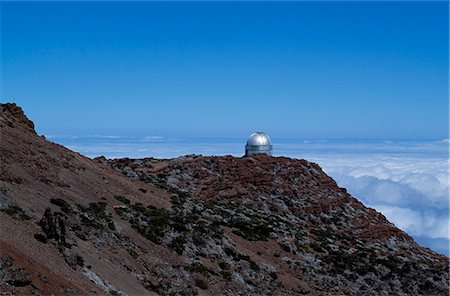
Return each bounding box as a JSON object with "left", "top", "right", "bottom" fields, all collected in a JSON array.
[
  {"left": 1, "top": 103, "right": 448, "bottom": 296},
  {"left": 0, "top": 103, "right": 174, "bottom": 295}
]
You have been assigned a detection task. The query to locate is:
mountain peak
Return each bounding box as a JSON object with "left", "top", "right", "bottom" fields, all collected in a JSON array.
[{"left": 1, "top": 103, "right": 36, "bottom": 133}]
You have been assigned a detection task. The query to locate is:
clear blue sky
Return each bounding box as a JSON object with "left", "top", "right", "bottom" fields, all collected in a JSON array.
[{"left": 1, "top": 2, "right": 448, "bottom": 139}]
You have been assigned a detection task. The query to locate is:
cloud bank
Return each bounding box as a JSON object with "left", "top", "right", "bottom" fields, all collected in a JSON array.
[{"left": 302, "top": 148, "right": 448, "bottom": 255}]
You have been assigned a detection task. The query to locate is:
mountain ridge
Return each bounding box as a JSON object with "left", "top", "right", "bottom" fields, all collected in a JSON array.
[{"left": 0, "top": 103, "right": 448, "bottom": 295}]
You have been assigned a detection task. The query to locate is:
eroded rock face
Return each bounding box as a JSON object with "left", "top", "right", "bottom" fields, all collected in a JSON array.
[{"left": 38, "top": 208, "right": 67, "bottom": 246}]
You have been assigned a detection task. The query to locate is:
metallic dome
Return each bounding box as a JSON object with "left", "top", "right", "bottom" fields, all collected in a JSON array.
[
  {"left": 246, "top": 132, "right": 272, "bottom": 146},
  {"left": 245, "top": 132, "right": 273, "bottom": 156}
]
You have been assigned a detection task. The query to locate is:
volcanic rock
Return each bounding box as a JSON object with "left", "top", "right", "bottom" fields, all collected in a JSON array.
[{"left": 0, "top": 103, "right": 448, "bottom": 295}]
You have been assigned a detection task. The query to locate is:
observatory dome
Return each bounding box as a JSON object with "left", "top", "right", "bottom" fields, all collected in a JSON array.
[{"left": 245, "top": 132, "right": 273, "bottom": 156}]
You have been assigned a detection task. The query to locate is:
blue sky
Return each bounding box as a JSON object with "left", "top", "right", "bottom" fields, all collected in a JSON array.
[
  {"left": 1, "top": 2, "right": 449, "bottom": 256},
  {"left": 1, "top": 1, "right": 448, "bottom": 139}
]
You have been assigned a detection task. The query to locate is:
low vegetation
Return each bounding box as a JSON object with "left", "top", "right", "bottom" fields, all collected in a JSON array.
[
  {"left": 78, "top": 201, "right": 115, "bottom": 231},
  {"left": 33, "top": 233, "right": 48, "bottom": 243},
  {"left": 1, "top": 205, "right": 30, "bottom": 221},
  {"left": 114, "top": 195, "right": 130, "bottom": 204},
  {"left": 76, "top": 254, "right": 85, "bottom": 267},
  {"left": 50, "top": 198, "right": 72, "bottom": 214},
  {"left": 195, "top": 278, "right": 208, "bottom": 290}
]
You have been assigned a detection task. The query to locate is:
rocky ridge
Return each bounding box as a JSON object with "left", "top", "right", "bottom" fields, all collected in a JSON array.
[
  {"left": 0, "top": 103, "right": 449, "bottom": 295},
  {"left": 101, "top": 155, "right": 449, "bottom": 295}
]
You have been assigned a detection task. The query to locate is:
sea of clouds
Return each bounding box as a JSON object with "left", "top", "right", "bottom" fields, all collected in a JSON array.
[
  {"left": 301, "top": 151, "right": 448, "bottom": 255},
  {"left": 284, "top": 140, "right": 449, "bottom": 256},
  {"left": 48, "top": 136, "right": 449, "bottom": 255}
]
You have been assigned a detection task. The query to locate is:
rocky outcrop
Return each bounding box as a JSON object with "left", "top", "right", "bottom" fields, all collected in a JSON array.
[
  {"left": 0, "top": 256, "right": 32, "bottom": 288},
  {"left": 38, "top": 208, "right": 67, "bottom": 246},
  {"left": 0, "top": 103, "right": 35, "bottom": 133}
]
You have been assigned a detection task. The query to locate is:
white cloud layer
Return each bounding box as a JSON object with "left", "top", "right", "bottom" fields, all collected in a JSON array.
[
  {"left": 303, "top": 150, "right": 448, "bottom": 255},
  {"left": 310, "top": 157, "right": 448, "bottom": 229}
]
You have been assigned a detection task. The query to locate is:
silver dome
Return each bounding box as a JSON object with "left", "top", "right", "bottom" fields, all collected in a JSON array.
[
  {"left": 246, "top": 132, "right": 272, "bottom": 146},
  {"left": 245, "top": 132, "right": 272, "bottom": 156}
]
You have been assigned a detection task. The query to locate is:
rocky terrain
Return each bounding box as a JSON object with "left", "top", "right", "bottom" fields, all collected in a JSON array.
[{"left": 0, "top": 102, "right": 449, "bottom": 295}]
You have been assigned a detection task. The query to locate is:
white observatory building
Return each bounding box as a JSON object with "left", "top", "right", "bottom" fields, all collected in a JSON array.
[{"left": 245, "top": 132, "right": 273, "bottom": 156}]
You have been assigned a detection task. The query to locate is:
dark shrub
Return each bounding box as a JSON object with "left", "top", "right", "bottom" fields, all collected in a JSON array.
[
  {"left": 195, "top": 278, "right": 208, "bottom": 290},
  {"left": 34, "top": 233, "right": 48, "bottom": 243},
  {"left": 248, "top": 259, "right": 260, "bottom": 271},
  {"left": 186, "top": 262, "right": 209, "bottom": 274},
  {"left": 131, "top": 203, "right": 145, "bottom": 213},
  {"left": 107, "top": 222, "right": 116, "bottom": 231},
  {"left": 77, "top": 201, "right": 113, "bottom": 230},
  {"left": 270, "top": 272, "right": 278, "bottom": 280},
  {"left": 280, "top": 242, "right": 291, "bottom": 252},
  {"left": 1, "top": 205, "right": 30, "bottom": 220},
  {"left": 50, "top": 198, "right": 72, "bottom": 214},
  {"left": 219, "top": 261, "right": 230, "bottom": 270},
  {"left": 168, "top": 236, "right": 185, "bottom": 255},
  {"left": 127, "top": 248, "right": 139, "bottom": 259},
  {"left": 114, "top": 195, "right": 130, "bottom": 204},
  {"left": 86, "top": 202, "right": 107, "bottom": 216},
  {"left": 192, "top": 221, "right": 221, "bottom": 246},
  {"left": 230, "top": 220, "right": 271, "bottom": 241},
  {"left": 221, "top": 270, "right": 232, "bottom": 281},
  {"left": 76, "top": 254, "right": 84, "bottom": 267}
]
